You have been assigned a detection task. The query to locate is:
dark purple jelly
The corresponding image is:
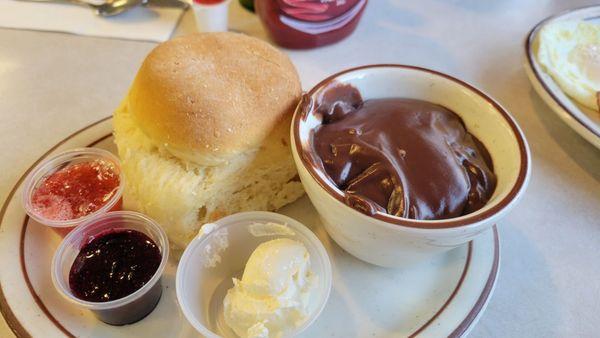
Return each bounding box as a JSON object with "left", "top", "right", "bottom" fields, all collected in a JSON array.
[{"left": 69, "top": 229, "right": 161, "bottom": 303}]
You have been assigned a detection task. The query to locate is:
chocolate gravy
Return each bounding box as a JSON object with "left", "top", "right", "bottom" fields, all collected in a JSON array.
[{"left": 310, "top": 84, "right": 497, "bottom": 220}]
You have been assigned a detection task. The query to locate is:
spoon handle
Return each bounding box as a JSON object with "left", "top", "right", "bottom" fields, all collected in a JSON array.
[
  {"left": 16, "top": 0, "right": 94, "bottom": 6},
  {"left": 15, "top": 0, "right": 139, "bottom": 16}
]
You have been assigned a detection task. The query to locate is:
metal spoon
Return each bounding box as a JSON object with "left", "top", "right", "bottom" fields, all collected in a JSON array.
[
  {"left": 17, "top": 0, "right": 143, "bottom": 16},
  {"left": 97, "top": 0, "right": 142, "bottom": 16}
]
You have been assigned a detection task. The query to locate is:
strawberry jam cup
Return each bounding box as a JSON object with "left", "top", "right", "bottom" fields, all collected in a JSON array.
[{"left": 21, "top": 148, "right": 123, "bottom": 235}]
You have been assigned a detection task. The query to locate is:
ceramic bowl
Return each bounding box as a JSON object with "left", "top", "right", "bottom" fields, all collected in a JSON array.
[{"left": 291, "top": 64, "right": 530, "bottom": 267}]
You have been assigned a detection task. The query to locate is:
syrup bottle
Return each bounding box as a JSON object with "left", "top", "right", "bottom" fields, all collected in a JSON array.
[{"left": 255, "top": 0, "right": 368, "bottom": 49}]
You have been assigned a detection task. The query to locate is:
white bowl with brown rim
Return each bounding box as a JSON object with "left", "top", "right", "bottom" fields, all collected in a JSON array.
[{"left": 291, "top": 64, "right": 530, "bottom": 267}]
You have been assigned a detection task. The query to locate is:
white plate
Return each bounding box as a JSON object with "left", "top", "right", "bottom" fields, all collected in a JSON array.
[
  {"left": 524, "top": 5, "right": 600, "bottom": 149},
  {"left": 0, "top": 117, "right": 499, "bottom": 338}
]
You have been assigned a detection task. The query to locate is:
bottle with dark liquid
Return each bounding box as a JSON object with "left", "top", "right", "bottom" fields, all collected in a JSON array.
[{"left": 255, "top": 0, "right": 368, "bottom": 49}]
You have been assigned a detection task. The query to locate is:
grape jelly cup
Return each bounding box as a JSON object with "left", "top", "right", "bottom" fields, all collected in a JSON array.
[
  {"left": 21, "top": 148, "right": 123, "bottom": 235},
  {"left": 51, "top": 211, "right": 169, "bottom": 325}
]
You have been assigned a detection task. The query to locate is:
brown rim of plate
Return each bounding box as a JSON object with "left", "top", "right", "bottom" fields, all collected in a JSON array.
[
  {"left": 447, "top": 226, "right": 500, "bottom": 337},
  {"left": 293, "top": 64, "right": 530, "bottom": 229},
  {"left": 0, "top": 117, "right": 500, "bottom": 337},
  {"left": 411, "top": 226, "right": 500, "bottom": 338},
  {"left": 525, "top": 4, "right": 600, "bottom": 139},
  {"left": 0, "top": 117, "right": 111, "bottom": 338}
]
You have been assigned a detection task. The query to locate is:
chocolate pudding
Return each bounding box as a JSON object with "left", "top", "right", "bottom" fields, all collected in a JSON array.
[{"left": 309, "top": 84, "right": 497, "bottom": 220}]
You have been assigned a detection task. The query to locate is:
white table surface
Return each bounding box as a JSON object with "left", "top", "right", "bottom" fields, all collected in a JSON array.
[{"left": 1, "top": 0, "right": 599, "bottom": 337}]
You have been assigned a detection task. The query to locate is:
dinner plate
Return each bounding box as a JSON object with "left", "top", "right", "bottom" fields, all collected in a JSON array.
[
  {"left": 524, "top": 5, "right": 600, "bottom": 149},
  {"left": 0, "top": 117, "right": 499, "bottom": 338}
]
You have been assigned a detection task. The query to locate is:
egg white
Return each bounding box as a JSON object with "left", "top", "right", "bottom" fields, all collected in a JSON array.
[{"left": 536, "top": 20, "right": 600, "bottom": 111}]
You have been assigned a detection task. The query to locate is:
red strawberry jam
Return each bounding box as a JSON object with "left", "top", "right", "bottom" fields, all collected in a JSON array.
[{"left": 31, "top": 159, "right": 120, "bottom": 221}]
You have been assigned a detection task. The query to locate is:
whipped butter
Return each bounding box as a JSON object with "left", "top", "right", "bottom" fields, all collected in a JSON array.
[{"left": 223, "top": 238, "right": 315, "bottom": 338}]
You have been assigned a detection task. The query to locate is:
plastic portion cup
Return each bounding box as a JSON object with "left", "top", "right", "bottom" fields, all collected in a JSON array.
[
  {"left": 176, "top": 211, "right": 332, "bottom": 337},
  {"left": 52, "top": 211, "right": 169, "bottom": 325},
  {"left": 21, "top": 147, "right": 123, "bottom": 236},
  {"left": 192, "top": 0, "right": 231, "bottom": 32}
]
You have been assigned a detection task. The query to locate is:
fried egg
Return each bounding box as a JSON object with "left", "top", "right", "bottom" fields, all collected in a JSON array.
[{"left": 536, "top": 20, "right": 600, "bottom": 111}]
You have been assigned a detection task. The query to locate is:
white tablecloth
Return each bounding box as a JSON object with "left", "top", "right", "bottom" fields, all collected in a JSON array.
[{"left": 1, "top": 0, "right": 599, "bottom": 336}]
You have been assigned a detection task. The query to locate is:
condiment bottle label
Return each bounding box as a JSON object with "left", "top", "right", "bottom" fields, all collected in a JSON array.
[{"left": 277, "top": 0, "right": 366, "bottom": 34}]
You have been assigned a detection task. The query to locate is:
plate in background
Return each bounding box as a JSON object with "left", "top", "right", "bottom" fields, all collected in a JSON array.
[{"left": 525, "top": 5, "right": 600, "bottom": 149}]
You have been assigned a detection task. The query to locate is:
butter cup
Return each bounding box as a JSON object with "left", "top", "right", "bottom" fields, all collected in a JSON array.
[
  {"left": 176, "top": 211, "right": 332, "bottom": 337},
  {"left": 192, "top": 0, "right": 231, "bottom": 33}
]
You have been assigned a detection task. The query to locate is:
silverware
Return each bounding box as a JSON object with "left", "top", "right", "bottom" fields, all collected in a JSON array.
[
  {"left": 142, "top": 0, "right": 188, "bottom": 9},
  {"left": 16, "top": 0, "right": 188, "bottom": 16}
]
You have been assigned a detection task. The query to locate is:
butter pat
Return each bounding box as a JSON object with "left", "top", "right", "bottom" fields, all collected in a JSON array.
[{"left": 223, "top": 238, "right": 315, "bottom": 338}]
